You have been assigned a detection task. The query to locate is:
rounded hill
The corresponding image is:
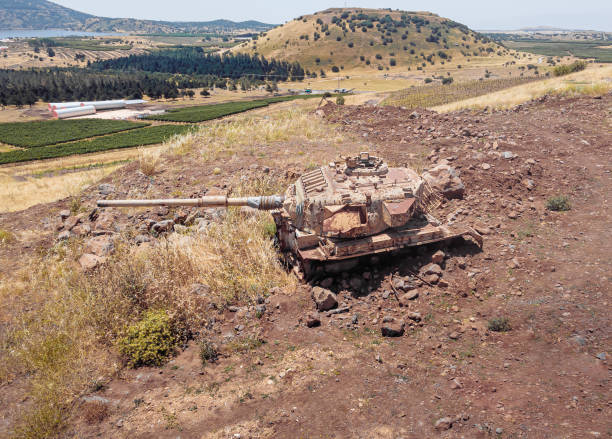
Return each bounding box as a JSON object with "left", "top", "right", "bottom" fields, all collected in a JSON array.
[{"left": 234, "top": 8, "right": 508, "bottom": 74}]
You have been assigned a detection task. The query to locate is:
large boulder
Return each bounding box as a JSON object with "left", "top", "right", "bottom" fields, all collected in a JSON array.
[
  {"left": 422, "top": 164, "right": 465, "bottom": 199},
  {"left": 312, "top": 287, "right": 338, "bottom": 312}
]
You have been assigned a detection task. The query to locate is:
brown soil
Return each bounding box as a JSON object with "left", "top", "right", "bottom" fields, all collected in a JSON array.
[{"left": 1, "top": 94, "right": 611, "bottom": 438}]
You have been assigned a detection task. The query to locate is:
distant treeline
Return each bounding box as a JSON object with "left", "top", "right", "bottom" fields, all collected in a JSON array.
[
  {"left": 0, "top": 69, "right": 180, "bottom": 107},
  {"left": 0, "top": 68, "right": 280, "bottom": 107},
  {"left": 90, "top": 48, "right": 307, "bottom": 81}
]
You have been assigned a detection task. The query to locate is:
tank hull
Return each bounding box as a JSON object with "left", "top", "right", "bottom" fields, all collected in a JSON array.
[{"left": 274, "top": 211, "right": 482, "bottom": 277}]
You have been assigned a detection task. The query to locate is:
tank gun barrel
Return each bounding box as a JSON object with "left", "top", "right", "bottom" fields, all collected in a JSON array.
[{"left": 97, "top": 195, "right": 284, "bottom": 210}]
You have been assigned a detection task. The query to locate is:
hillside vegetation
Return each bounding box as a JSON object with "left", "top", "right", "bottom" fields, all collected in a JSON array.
[{"left": 234, "top": 8, "right": 508, "bottom": 72}]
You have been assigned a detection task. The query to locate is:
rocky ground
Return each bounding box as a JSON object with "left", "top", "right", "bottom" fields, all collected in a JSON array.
[{"left": 0, "top": 94, "right": 610, "bottom": 438}]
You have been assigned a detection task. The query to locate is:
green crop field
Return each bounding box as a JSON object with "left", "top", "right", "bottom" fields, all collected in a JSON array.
[
  {"left": 0, "top": 125, "right": 193, "bottom": 165},
  {"left": 0, "top": 119, "right": 148, "bottom": 148},
  {"left": 383, "top": 77, "right": 541, "bottom": 108},
  {"left": 503, "top": 40, "right": 612, "bottom": 63},
  {"left": 146, "top": 94, "right": 330, "bottom": 123},
  {"left": 148, "top": 100, "right": 269, "bottom": 123}
]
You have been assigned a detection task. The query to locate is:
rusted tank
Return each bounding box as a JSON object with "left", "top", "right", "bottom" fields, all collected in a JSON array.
[{"left": 98, "top": 153, "right": 482, "bottom": 276}]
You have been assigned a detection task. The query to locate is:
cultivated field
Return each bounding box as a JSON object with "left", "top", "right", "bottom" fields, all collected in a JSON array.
[
  {"left": 382, "top": 76, "right": 540, "bottom": 108},
  {"left": 0, "top": 119, "right": 147, "bottom": 148},
  {"left": 0, "top": 124, "right": 193, "bottom": 164}
]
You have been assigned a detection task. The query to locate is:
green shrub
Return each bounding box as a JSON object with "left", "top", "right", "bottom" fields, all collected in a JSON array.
[
  {"left": 118, "top": 310, "right": 178, "bottom": 368},
  {"left": 546, "top": 195, "right": 571, "bottom": 211},
  {"left": 488, "top": 317, "right": 511, "bottom": 332},
  {"left": 553, "top": 61, "right": 587, "bottom": 77},
  {"left": 336, "top": 96, "right": 345, "bottom": 105}
]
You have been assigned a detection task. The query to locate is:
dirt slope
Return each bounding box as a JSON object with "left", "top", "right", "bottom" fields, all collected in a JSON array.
[{"left": 1, "top": 94, "right": 611, "bottom": 438}]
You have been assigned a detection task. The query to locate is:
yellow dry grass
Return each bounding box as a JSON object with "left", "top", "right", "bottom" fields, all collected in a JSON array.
[
  {"left": 0, "top": 109, "right": 342, "bottom": 438},
  {"left": 0, "top": 146, "right": 165, "bottom": 213},
  {"left": 168, "top": 105, "right": 347, "bottom": 159},
  {"left": 433, "top": 64, "right": 612, "bottom": 112}
]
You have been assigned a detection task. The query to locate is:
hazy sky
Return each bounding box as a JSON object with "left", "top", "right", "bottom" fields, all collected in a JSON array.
[{"left": 51, "top": 0, "right": 612, "bottom": 31}]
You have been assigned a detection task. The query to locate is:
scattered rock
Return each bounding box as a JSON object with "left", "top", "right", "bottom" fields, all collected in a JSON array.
[
  {"left": 507, "top": 211, "right": 518, "bottom": 219},
  {"left": 98, "top": 183, "right": 115, "bottom": 195},
  {"left": 312, "top": 287, "right": 338, "bottom": 312},
  {"left": 450, "top": 378, "right": 463, "bottom": 389},
  {"left": 425, "top": 274, "right": 440, "bottom": 284},
  {"left": 422, "top": 263, "right": 442, "bottom": 276},
  {"left": 496, "top": 428, "right": 504, "bottom": 434},
  {"left": 306, "top": 313, "right": 321, "bottom": 328},
  {"left": 84, "top": 236, "right": 114, "bottom": 257},
  {"left": 79, "top": 253, "right": 104, "bottom": 270},
  {"left": 595, "top": 352, "right": 607, "bottom": 361},
  {"left": 135, "top": 234, "right": 151, "bottom": 244},
  {"left": 571, "top": 335, "right": 586, "bottom": 346},
  {"left": 422, "top": 164, "right": 465, "bottom": 199},
  {"left": 151, "top": 220, "right": 175, "bottom": 234},
  {"left": 59, "top": 209, "right": 71, "bottom": 220},
  {"left": 481, "top": 163, "right": 491, "bottom": 170},
  {"left": 501, "top": 151, "right": 516, "bottom": 160},
  {"left": 64, "top": 215, "right": 81, "bottom": 231},
  {"left": 57, "top": 230, "right": 71, "bottom": 241},
  {"left": 381, "top": 321, "right": 405, "bottom": 337},
  {"left": 406, "top": 311, "right": 422, "bottom": 322},
  {"left": 431, "top": 250, "right": 445, "bottom": 264},
  {"left": 508, "top": 257, "right": 521, "bottom": 269},
  {"left": 435, "top": 417, "right": 453, "bottom": 431},
  {"left": 399, "top": 291, "right": 419, "bottom": 306},
  {"left": 392, "top": 277, "right": 405, "bottom": 291},
  {"left": 449, "top": 331, "right": 460, "bottom": 340},
  {"left": 522, "top": 178, "right": 535, "bottom": 190},
  {"left": 255, "top": 304, "right": 266, "bottom": 315}
]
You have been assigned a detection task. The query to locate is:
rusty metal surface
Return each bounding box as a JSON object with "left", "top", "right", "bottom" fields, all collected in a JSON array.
[{"left": 98, "top": 152, "right": 482, "bottom": 268}]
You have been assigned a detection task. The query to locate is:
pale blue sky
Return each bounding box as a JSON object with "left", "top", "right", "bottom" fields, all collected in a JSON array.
[{"left": 51, "top": 0, "right": 612, "bottom": 31}]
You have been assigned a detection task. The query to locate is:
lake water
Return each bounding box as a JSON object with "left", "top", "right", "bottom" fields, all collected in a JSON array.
[{"left": 0, "top": 29, "right": 123, "bottom": 39}]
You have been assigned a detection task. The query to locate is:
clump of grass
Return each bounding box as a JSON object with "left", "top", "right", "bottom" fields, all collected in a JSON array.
[
  {"left": 199, "top": 340, "right": 218, "bottom": 366},
  {"left": 336, "top": 95, "right": 345, "bottom": 105},
  {"left": 81, "top": 401, "right": 109, "bottom": 425},
  {"left": 138, "top": 148, "right": 160, "bottom": 176},
  {"left": 0, "top": 228, "right": 15, "bottom": 245},
  {"left": 118, "top": 309, "right": 178, "bottom": 368},
  {"left": 546, "top": 195, "right": 571, "bottom": 212},
  {"left": 226, "top": 336, "right": 264, "bottom": 353},
  {"left": 488, "top": 317, "right": 511, "bottom": 332}
]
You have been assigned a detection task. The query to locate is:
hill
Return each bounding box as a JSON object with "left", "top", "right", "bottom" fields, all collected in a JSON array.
[
  {"left": 234, "top": 8, "right": 508, "bottom": 72},
  {"left": 0, "top": 0, "right": 275, "bottom": 33}
]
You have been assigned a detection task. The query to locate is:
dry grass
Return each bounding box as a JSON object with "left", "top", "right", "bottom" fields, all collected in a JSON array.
[
  {"left": 0, "top": 110, "right": 306, "bottom": 438},
  {"left": 167, "top": 107, "right": 347, "bottom": 160},
  {"left": 433, "top": 64, "right": 612, "bottom": 112},
  {"left": 0, "top": 145, "right": 166, "bottom": 213}
]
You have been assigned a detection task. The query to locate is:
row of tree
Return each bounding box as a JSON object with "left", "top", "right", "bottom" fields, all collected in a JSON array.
[
  {"left": 0, "top": 68, "right": 283, "bottom": 108},
  {"left": 90, "top": 48, "right": 307, "bottom": 82}
]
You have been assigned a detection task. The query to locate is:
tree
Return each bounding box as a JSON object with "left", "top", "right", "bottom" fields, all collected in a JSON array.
[
  {"left": 200, "top": 89, "right": 210, "bottom": 97},
  {"left": 186, "top": 90, "right": 195, "bottom": 99},
  {"left": 47, "top": 48, "right": 55, "bottom": 58}
]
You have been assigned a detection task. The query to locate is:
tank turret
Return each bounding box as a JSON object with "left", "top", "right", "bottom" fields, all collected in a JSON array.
[{"left": 98, "top": 153, "right": 482, "bottom": 277}]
